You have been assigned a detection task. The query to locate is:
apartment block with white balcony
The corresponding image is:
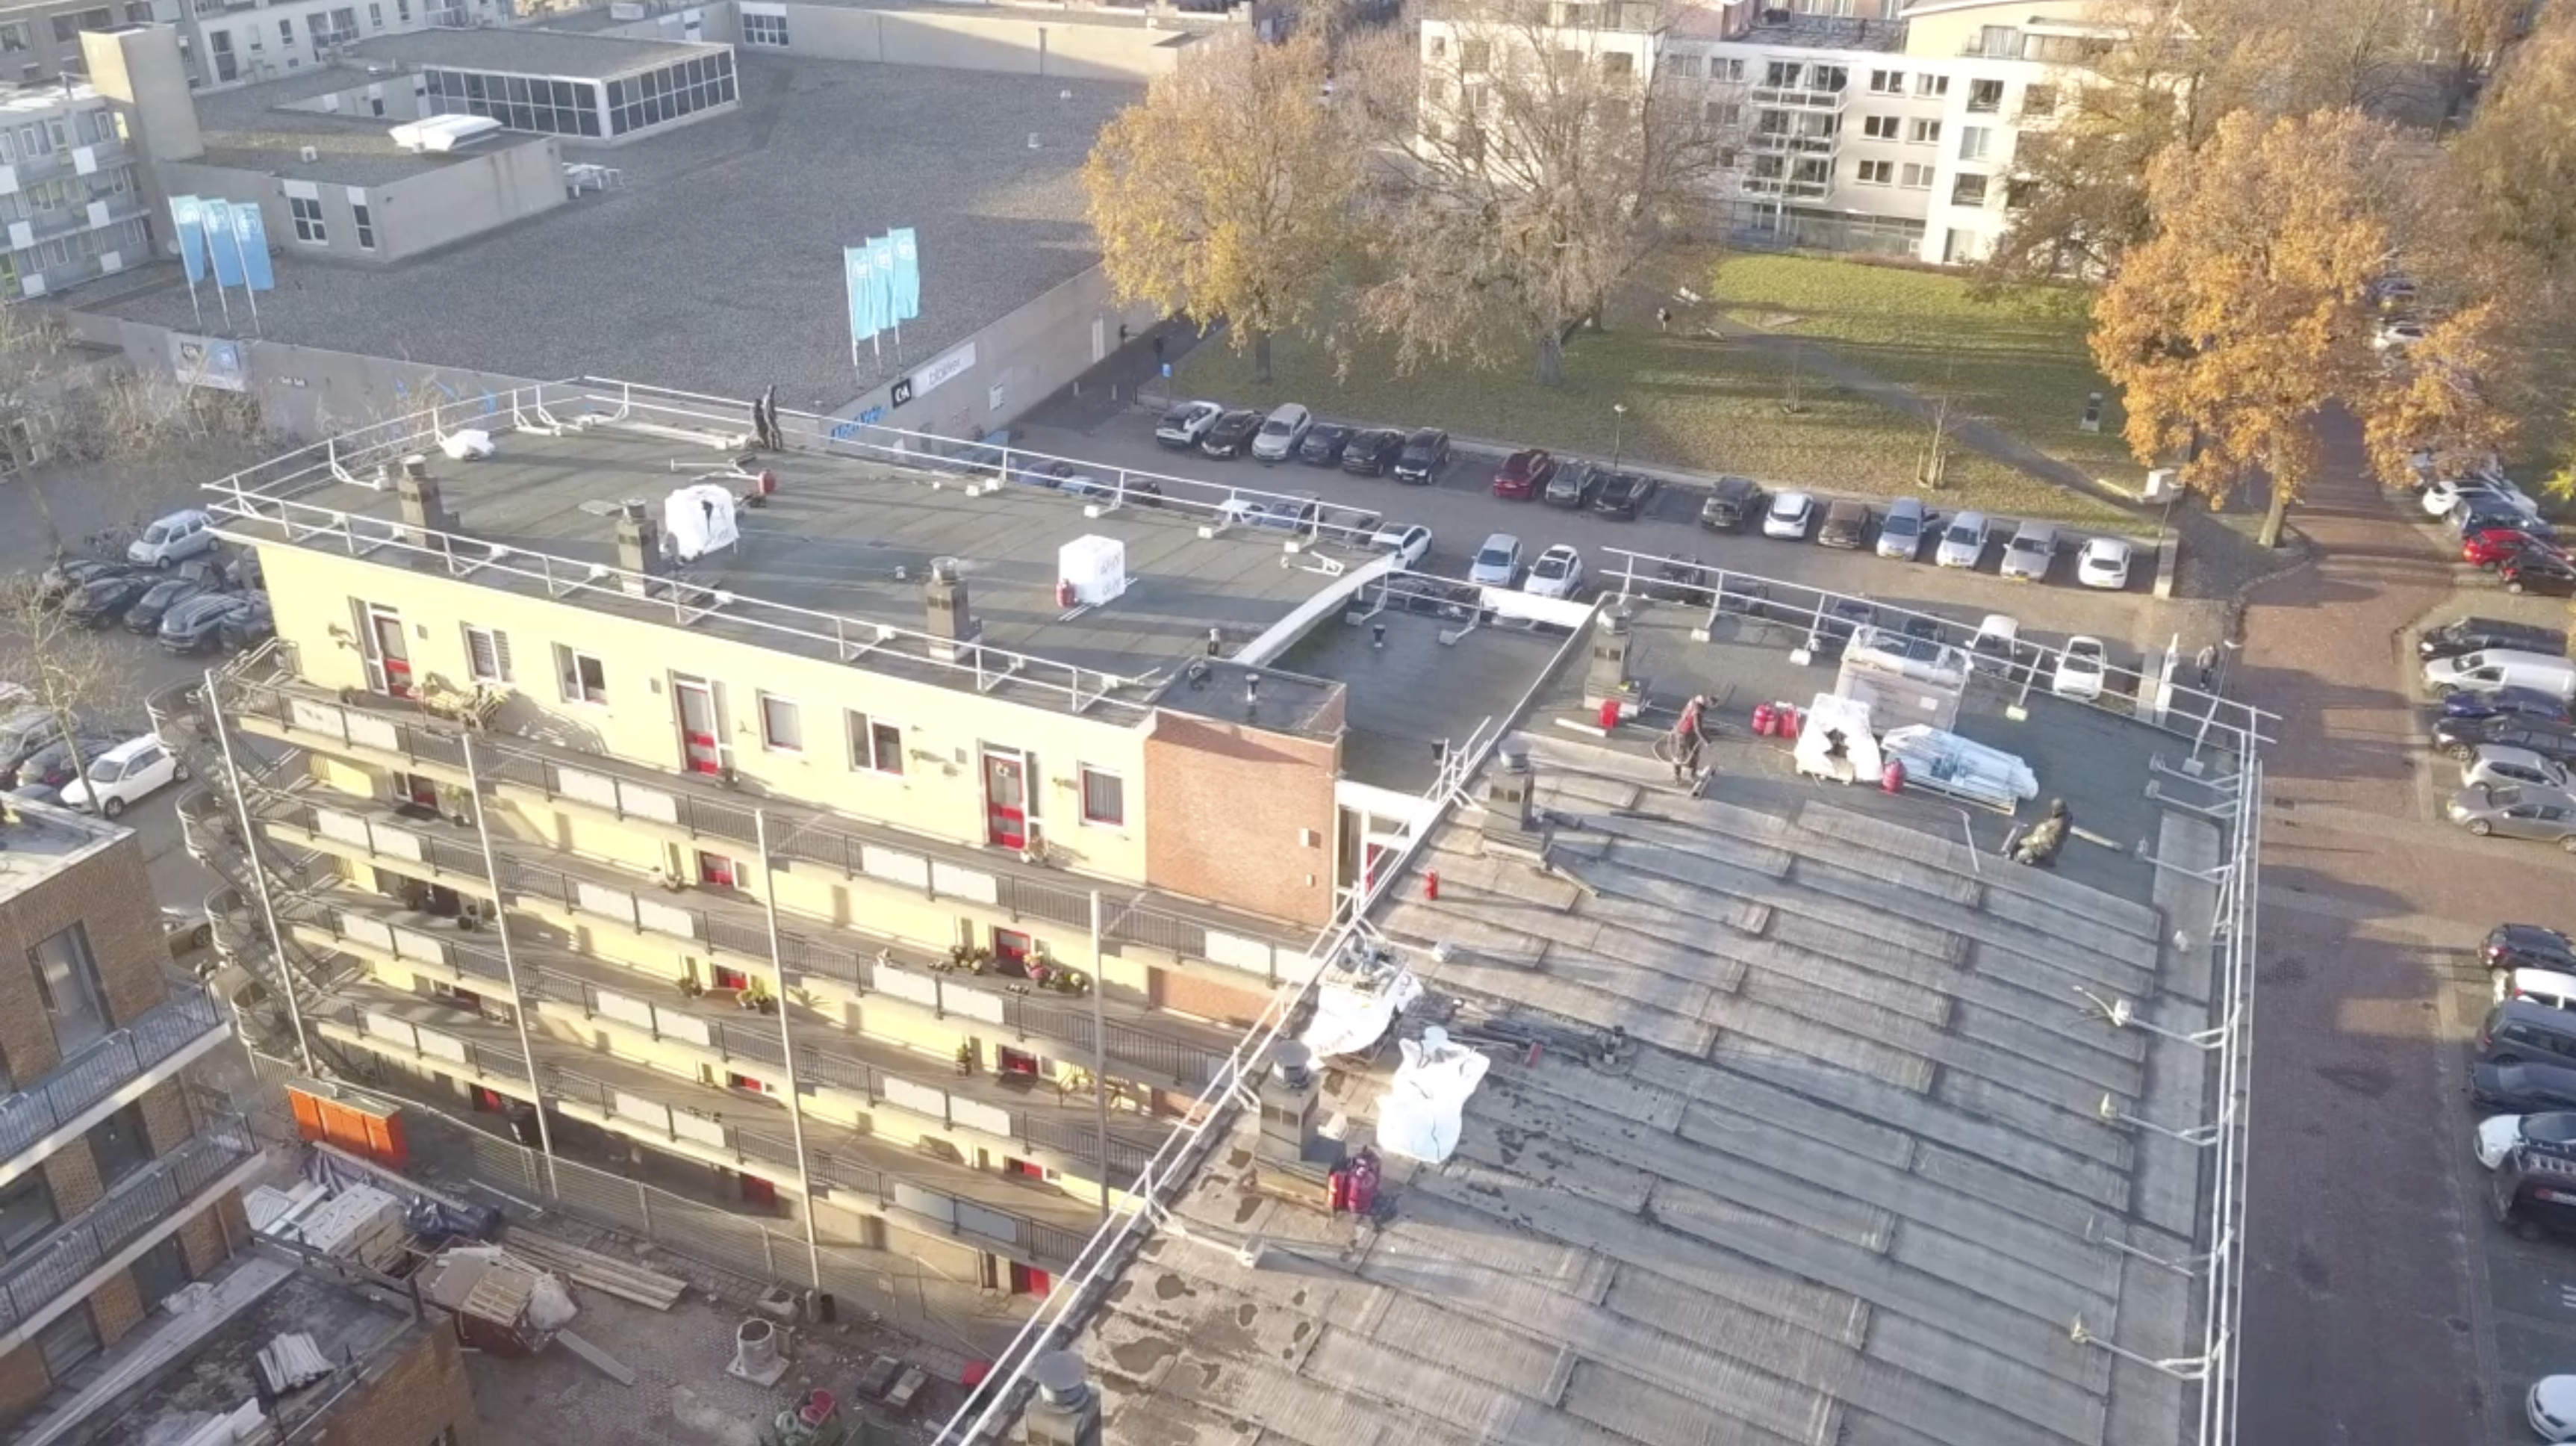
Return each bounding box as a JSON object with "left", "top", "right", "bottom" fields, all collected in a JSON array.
[
  {"left": 0, "top": 78, "right": 149, "bottom": 297},
  {"left": 181, "top": 0, "right": 507, "bottom": 90}
]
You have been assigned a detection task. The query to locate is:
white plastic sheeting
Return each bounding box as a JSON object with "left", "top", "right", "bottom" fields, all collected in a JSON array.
[
  {"left": 1300, "top": 963, "right": 1424, "bottom": 1060},
  {"left": 1792, "top": 693, "right": 1881, "bottom": 786},
  {"left": 1879, "top": 725, "right": 2038, "bottom": 810},
  {"left": 664, "top": 483, "right": 741, "bottom": 562},
  {"left": 1058, "top": 534, "right": 1129, "bottom": 606},
  {"left": 439, "top": 428, "right": 495, "bottom": 461},
  {"left": 1375, "top": 1027, "right": 1489, "bottom": 1164}
]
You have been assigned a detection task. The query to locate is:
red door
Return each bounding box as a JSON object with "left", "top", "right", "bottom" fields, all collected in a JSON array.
[
  {"left": 1009, "top": 1263, "right": 1051, "bottom": 1297},
  {"left": 675, "top": 680, "right": 722, "bottom": 775},
  {"left": 983, "top": 751, "right": 1027, "bottom": 848},
  {"left": 370, "top": 611, "right": 414, "bottom": 698}
]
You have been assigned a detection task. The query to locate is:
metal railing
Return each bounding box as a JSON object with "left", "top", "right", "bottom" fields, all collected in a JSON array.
[
  {"left": 0, "top": 1116, "right": 257, "bottom": 1333},
  {"left": 324, "top": 1000, "right": 529, "bottom": 1085},
  {"left": 0, "top": 987, "right": 225, "bottom": 1164}
]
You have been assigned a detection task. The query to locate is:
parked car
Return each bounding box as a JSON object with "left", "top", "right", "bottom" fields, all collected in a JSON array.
[
  {"left": 218, "top": 595, "right": 276, "bottom": 651},
  {"left": 2495, "top": 1152, "right": 2576, "bottom": 1251},
  {"left": 1936, "top": 511, "right": 1993, "bottom": 569},
  {"left": 2442, "top": 687, "right": 2573, "bottom": 725},
  {"left": 56, "top": 733, "right": 185, "bottom": 818},
  {"left": 2001, "top": 521, "right": 2059, "bottom": 582},
  {"left": 1468, "top": 534, "right": 1522, "bottom": 587},
  {"left": 1764, "top": 491, "right": 1817, "bottom": 541},
  {"left": 1817, "top": 500, "right": 1872, "bottom": 550},
  {"left": 10, "top": 730, "right": 122, "bottom": 795},
  {"left": 2421, "top": 617, "right": 2567, "bottom": 663},
  {"left": 2495, "top": 966, "right": 2576, "bottom": 1011},
  {"left": 161, "top": 904, "right": 214, "bottom": 956},
  {"left": 2483, "top": 997, "right": 2576, "bottom": 1063},
  {"left": 2424, "top": 474, "right": 2538, "bottom": 519},
  {"left": 0, "top": 707, "right": 70, "bottom": 781},
  {"left": 2424, "top": 648, "right": 2576, "bottom": 701},
  {"left": 1524, "top": 544, "right": 1584, "bottom": 600},
  {"left": 1970, "top": 614, "right": 2031, "bottom": 683},
  {"left": 1809, "top": 597, "right": 1876, "bottom": 653},
  {"left": 1154, "top": 400, "right": 1224, "bottom": 449},
  {"left": 1875, "top": 498, "right": 1931, "bottom": 561},
  {"left": 36, "top": 558, "right": 130, "bottom": 607},
  {"left": 1648, "top": 556, "right": 1710, "bottom": 603},
  {"left": 2053, "top": 636, "right": 2108, "bottom": 701},
  {"left": 1366, "top": 524, "right": 1433, "bottom": 568},
  {"left": 2487, "top": 925, "right": 2576, "bottom": 976},
  {"left": 2449, "top": 784, "right": 2576, "bottom": 848},
  {"left": 2434, "top": 715, "right": 2576, "bottom": 763},
  {"left": 2076, "top": 536, "right": 2134, "bottom": 590},
  {"left": 2472, "top": 1060, "right": 2576, "bottom": 1114},
  {"left": 1390, "top": 429, "right": 1451, "bottom": 485},
  {"left": 1298, "top": 423, "right": 1354, "bottom": 466},
  {"left": 1699, "top": 476, "right": 1764, "bottom": 533},
  {"left": 1717, "top": 574, "right": 1772, "bottom": 618},
  {"left": 1542, "top": 463, "right": 1602, "bottom": 509},
  {"left": 1491, "top": 449, "right": 1557, "bottom": 500},
  {"left": 2477, "top": 1112, "right": 2576, "bottom": 1170},
  {"left": 122, "top": 578, "right": 211, "bottom": 634},
  {"left": 2373, "top": 317, "right": 2426, "bottom": 352},
  {"left": 2466, "top": 745, "right": 2573, "bottom": 794},
  {"left": 1249, "top": 403, "right": 1313, "bottom": 462},
  {"left": 1198, "top": 409, "right": 1263, "bottom": 459},
  {"left": 1222, "top": 495, "right": 1320, "bottom": 532},
  {"left": 2505, "top": 553, "right": 2576, "bottom": 597},
  {"left": 1591, "top": 472, "right": 1658, "bottom": 521},
  {"left": 1340, "top": 429, "right": 1405, "bottom": 477},
  {"left": 127, "top": 509, "right": 217, "bottom": 568},
  {"left": 63, "top": 573, "right": 154, "bottom": 627},
  {"left": 160, "top": 592, "right": 253, "bottom": 655},
  {"left": 2463, "top": 527, "right": 2561, "bottom": 570},
  {"left": 2453, "top": 498, "right": 2553, "bottom": 539}
]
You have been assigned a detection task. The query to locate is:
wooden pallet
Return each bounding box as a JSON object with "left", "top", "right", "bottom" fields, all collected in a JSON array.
[{"left": 500, "top": 1229, "right": 688, "bottom": 1311}]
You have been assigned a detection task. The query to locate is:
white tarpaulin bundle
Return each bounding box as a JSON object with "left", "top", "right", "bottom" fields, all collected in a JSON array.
[
  {"left": 1300, "top": 965, "right": 1425, "bottom": 1060},
  {"left": 1375, "top": 1027, "right": 1489, "bottom": 1164},
  {"left": 1879, "top": 725, "right": 2038, "bottom": 810},
  {"left": 664, "top": 483, "right": 741, "bottom": 562}
]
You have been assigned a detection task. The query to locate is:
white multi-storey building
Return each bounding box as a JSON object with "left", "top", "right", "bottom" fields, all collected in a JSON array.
[{"left": 1419, "top": 0, "right": 2114, "bottom": 267}]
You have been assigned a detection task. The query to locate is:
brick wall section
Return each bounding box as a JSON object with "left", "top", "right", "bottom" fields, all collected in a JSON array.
[
  {"left": 136, "top": 1079, "right": 194, "bottom": 1157},
  {"left": 87, "top": 1269, "right": 145, "bottom": 1346},
  {"left": 0, "top": 825, "right": 170, "bottom": 1083},
  {"left": 308, "top": 1326, "right": 484, "bottom": 1446},
  {"left": 0, "top": 1339, "right": 51, "bottom": 1428},
  {"left": 42, "top": 1141, "right": 104, "bottom": 1217},
  {"left": 1152, "top": 967, "right": 1275, "bottom": 1030},
  {"left": 175, "top": 1193, "right": 237, "bottom": 1278},
  {"left": 1142, "top": 714, "right": 1338, "bottom": 929}
]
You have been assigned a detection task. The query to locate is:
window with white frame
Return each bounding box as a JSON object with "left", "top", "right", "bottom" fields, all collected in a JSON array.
[
  {"left": 1855, "top": 159, "right": 1894, "bottom": 184},
  {"left": 352, "top": 200, "right": 375, "bottom": 249},
  {"left": 1867, "top": 69, "right": 1901, "bottom": 93},
  {"left": 1079, "top": 767, "right": 1124, "bottom": 827},
  {"left": 462, "top": 625, "right": 511, "bottom": 683},
  {"left": 759, "top": 694, "right": 802, "bottom": 751},
  {"left": 741, "top": 11, "right": 787, "bottom": 44},
  {"left": 289, "top": 195, "right": 326, "bottom": 243},
  {"left": 1713, "top": 56, "right": 1743, "bottom": 81},
  {"left": 1900, "top": 162, "right": 1935, "bottom": 189},
  {"left": 1662, "top": 52, "right": 1702, "bottom": 79},
  {"left": 847, "top": 711, "right": 903, "bottom": 775},
  {"left": 554, "top": 645, "right": 606, "bottom": 704},
  {"left": 1861, "top": 114, "right": 1898, "bottom": 140},
  {"left": 1908, "top": 117, "right": 1941, "bottom": 144},
  {"left": 1958, "top": 125, "right": 1991, "bottom": 161},
  {"left": 1950, "top": 173, "right": 1989, "bottom": 206},
  {"left": 1914, "top": 73, "right": 1948, "bottom": 98}
]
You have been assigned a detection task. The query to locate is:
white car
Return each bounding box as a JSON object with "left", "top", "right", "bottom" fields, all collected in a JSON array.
[
  {"left": 2424, "top": 474, "right": 2537, "bottom": 519},
  {"left": 2075, "top": 536, "right": 2133, "bottom": 590},
  {"left": 57, "top": 733, "right": 186, "bottom": 819},
  {"left": 1468, "top": 533, "right": 1522, "bottom": 588},
  {"left": 2481, "top": 1114, "right": 2576, "bottom": 1170},
  {"left": 1762, "top": 491, "right": 1816, "bottom": 541},
  {"left": 1154, "top": 400, "right": 1224, "bottom": 448},
  {"left": 127, "top": 509, "right": 217, "bottom": 568},
  {"left": 1935, "top": 511, "right": 1991, "bottom": 569},
  {"left": 1524, "top": 544, "right": 1584, "bottom": 600},
  {"left": 1368, "top": 524, "right": 1432, "bottom": 568},
  {"left": 2052, "top": 636, "right": 2108, "bottom": 701},
  {"left": 2531, "top": 1376, "right": 2576, "bottom": 1441},
  {"left": 1249, "top": 403, "right": 1313, "bottom": 462},
  {"left": 2372, "top": 317, "right": 2426, "bottom": 352},
  {"left": 2467, "top": 745, "right": 2573, "bottom": 795}
]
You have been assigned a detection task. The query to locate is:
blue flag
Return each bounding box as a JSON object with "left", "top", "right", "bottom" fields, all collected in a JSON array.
[
  {"left": 844, "top": 244, "right": 878, "bottom": 342},
  {"left": 890, "top": 227, "right": 920, "bottom": 322},
  {"left": 868, "top": 235, "right": 898, "bottom": 329},
  {"left": 234, "top": 203, "right": 275, "bottom": 292},
  {"left": 169, "top": 196, "right": 208, "bottom": 285},
  {"left": 202, "top": 199, "right": 246, "bottom": 288}
]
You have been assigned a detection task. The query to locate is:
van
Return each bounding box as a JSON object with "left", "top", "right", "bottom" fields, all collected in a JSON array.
[
  {"left": 2498, "top": 966, "right": 2576, "bottom": 1011},
  {"left": 2479, "top": 997, "right": 2576, "bottom": 1065},
  {"left": 2424, "top": 649, "right": 2576, "bottom": 702}
]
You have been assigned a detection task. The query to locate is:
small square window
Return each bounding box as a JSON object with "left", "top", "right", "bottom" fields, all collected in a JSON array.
[
  {"left": 462, "top": 624, "right": 510, "bottom": 683},
  {"left": 555, "top": 646, "right": 606, "bottom": 705},
  {"left": 1855, "top": 159, "right": 1893, "bottom": 184},
  {"left": 1079, "top": 767, "right": 1124, "bottom": 828},
  {"left": 1861, "top": 114, "right": 1898, "bottom": 140},
  {"left": 759, "top": 693, "right": 802, "bottom": 752}
]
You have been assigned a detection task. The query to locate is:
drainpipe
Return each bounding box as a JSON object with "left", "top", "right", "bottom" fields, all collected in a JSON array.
[
  {"left": 1089, "top": 890, "right": 1109, "bottom": 1222},
  {"left": 206, "top": 665, "right": 314, "bottom": 1074},
  {"left": 460, "top": 733, "right": 559, "bottom": 1197},
  {"left": 753, "top": 807, "right": 827, "bottom": 1293}
]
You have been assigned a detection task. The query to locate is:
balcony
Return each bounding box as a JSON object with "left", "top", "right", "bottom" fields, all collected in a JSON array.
[
  {"left": 1740, "top": 175, "right": 1834, "bottom": 202},
  {"left": 0, "top": 986, "right": 228, "bottom": 1171},
  {"left": 1747, "top": 85, "right": 1846, "bottom": 113},
  {"left": 1748, "top": 131, "right": 1840, "bottom": 157},
  {"left": 0, "top": 1117, "right": 260, "bottom": 1338}
]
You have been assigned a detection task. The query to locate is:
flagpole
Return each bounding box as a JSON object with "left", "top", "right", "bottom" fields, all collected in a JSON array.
[
  {"left": 240, "top": 276, "right": 261, "bottom": 334},
  {"left": 183, "top": 274, "right": 202, "bottom": 329},
  {"left": 214, "top": 279, "right": 232, "bottom": 330}
]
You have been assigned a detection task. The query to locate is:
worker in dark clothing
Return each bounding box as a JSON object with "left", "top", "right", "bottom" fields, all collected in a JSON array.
[{"left": 2009, "top": 798, "right": 2071, "bottom": 867}]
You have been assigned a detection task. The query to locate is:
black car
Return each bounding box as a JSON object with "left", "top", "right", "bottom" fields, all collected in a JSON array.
[
  {"left": 1298, "top": 423, "right": 1354, "bottom": 466},
  {"left": 1198, "top": 409, "right": 1263, "bottom": 459},
  {"left": 1812, "top": 597, "right": 1876, "bottom": 650},
  {"left": 37, "top": 558, "right": 131, "bottom": 607},
  {"left": 1543, "top": 464, "right": 1602, "bottom": 509},
  {"left": 1591, "top": 472, "right": 1658, "bottom": 521},
  {"left": 2434, "top": 715, "right": 2576, "bottom": 763},
  {"left": 63, "top": 574, "right": 153, "bottom": 627},
  {"left": 122, "top": 579, "right": 210, "bottom": 634},
  {"left": 2486, "top": 925, "right": 2576, "bottom": 975},
  {"left": 2422, "top": 616, "right": 2569, "bottom": 662},
  {"left": 2504, "top": 553, "right": 2576, "bottom": 597},
  {"left": 159, "top": 592, "right": 255, "bottom": 654},
  {"left": 1340, "top": 429, "right": 1405, "bottom": 477},
  {"left": 2472, "top": 1059, "right": 2576, "bottom": 1114},
  {"left": 1648, "top": 556, "right": 1710, "bottom": 602},
  {"left": 2442, "top": 687, "right": 2574, "bottom": 726},
  {"left": 1898, "top": 613, "right": 1944, "bottom": 649},
  {"left": 1716, "top": 574, "right": 1772, "bottom": 618},
  {"left": 1391, "top": 428, "right": 1450, "bottom": 485},
  {"left": 1817, "top": 500, "right": 1873, "bottom": 550},
  {"left": 218, "top": 595, "right": 276, "bottom": 651},
  {"left": 1699, "top": 476, "right": 1764, "bottom": 533}
]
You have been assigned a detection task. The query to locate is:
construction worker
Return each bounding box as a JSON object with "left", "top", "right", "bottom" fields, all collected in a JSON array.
[{"left": 1672, "top": 694, "right": 1711, "bottom": 783}]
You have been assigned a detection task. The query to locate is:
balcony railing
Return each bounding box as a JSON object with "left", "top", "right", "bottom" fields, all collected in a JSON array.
[
  {"left": 0, "top": 1116, "right": 256, "bottom": 1333},
  {"left": 0, "top": 987, "right": 225, "bottom": 1163},
  {"left": 327, "top": 1001, "right": 530, "bottom": 1084},
  {"left": 1749, "top": 131, "right": 1839, "bottom": 155},
  {"left": 1749, "top": 85, "right": 1846, "bottom": 112}
]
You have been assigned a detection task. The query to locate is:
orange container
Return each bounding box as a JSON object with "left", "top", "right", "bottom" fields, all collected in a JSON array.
[{"left": 285, "top": 1080, "right": 410, "bottom": 1170}]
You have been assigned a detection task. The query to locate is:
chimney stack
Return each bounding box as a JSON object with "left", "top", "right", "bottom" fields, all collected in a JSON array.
[
  {"left": 614, "top": 499, "right": 662, "bottom": 598},
  {"left": 1587, "top": 606, "right": 1636, "bottom": 699},
  {"left": 925, "top": 557, "right": 981, "bottom": 661},
  {"left": 1484, "top": 738, "right": 1537, "bottom": 837},
  {"left": 396, "top": 459, "right": 456, "bottom": 537},
  {"left": 1255, "top": 1041, "right": 1328, "bottom": 1167},
  {"left": 1018, "top": 1352, "right": 1103, "bottom": 1446}
]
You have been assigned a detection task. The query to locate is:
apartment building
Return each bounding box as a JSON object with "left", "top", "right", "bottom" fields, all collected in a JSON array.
[
  {"left": 176, "top": 0, "right": 510, "bottom": 92},
  {"left": 1419, "top": 0, "right": 2113, "bottom": 265},
  {"left": 0, "top": 799, "right": 261, "bottom": 1436},
  {"left": 0, "top": 0, "right": 162, "bottom": 87},
  {"left": 0, "top": 75, "right": 150, "bottom": 297},
  {"left": 178, "top": 386, "right": 1413, "bottom": 1320}
]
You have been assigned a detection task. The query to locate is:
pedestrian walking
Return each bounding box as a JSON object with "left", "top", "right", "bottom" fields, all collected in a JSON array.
[
  {"left": 2194, "top": 642, "right": 2218, "bottom": 692},
  {"left": 1656, "top": 306, "right": 1673, "bottom": 332}
]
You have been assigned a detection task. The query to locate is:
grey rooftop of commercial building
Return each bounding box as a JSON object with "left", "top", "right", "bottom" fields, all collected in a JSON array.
[
  {"left": 96, "top": 53, "right": 1134, "bottom": 408},
  {"left": 0, "top": 795, "right": 126, "bottom": 902},
  {"left": 1086, "top": 609, "right": 2227, "bottom": 1446},
  {"left": 186, "top": 62, "right": 545, "bottom": 186},
  {"left": 353, "top": 23, "right": 727, "bottom": 78}
]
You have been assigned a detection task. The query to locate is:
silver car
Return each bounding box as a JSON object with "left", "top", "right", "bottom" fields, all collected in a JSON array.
[
  {"left": 1250, "top": 403, "right": 1314, "bottom": 462},
  {"left": 1935, "top": 511, "right": 1991, "bottom": 569},
  {"left": 1876, "top": 497, "right": 1932, "bottom": 561},
  {"left": 2000, "top": 520, "right": 2059, "bottom": 582},
  {"left": 2466, "top": 746, "right": 2574, "bottom": 794},
  {"left": 2448, "top": 783, "right": 2576, "bottom": 850}
]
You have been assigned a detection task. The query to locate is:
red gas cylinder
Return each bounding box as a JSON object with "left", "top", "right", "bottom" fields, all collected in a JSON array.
[
  {"left": 1599, "top": 697, "right": 1622, "bottom": 731},
  {"left": 1751, "top": 701, "right": 1777, "bottom": 737},
  {"left": 1346, "top": 1150, "right": 1381, "bottom": 1214},
  {"left": 1054, "top": 579, "right": 1075, "bottom": 608},
  {"left": 1882, "top": 758, "right": 1907, "bottom": 794},
  {"left": 1777, "top": 704, "right": 1802, "bottom": 742},
  {"left": 1425, "top": 869, "right": 1441, "bottom": 902}
]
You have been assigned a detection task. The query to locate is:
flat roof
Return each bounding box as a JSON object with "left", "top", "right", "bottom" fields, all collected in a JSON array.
[
  {"left": 220, "top": 422, "right": 1366, "bottom": 713},
  {"left": 95, "top": 54, "right": 1134, "bottom": 410},
  {"left": 355, "top": 25, "right": 727, "bottom": 79},
  {"left": 1083, "top": 606, "right": 2231, "bottom": 1446},
  {"left": 185, "top": 69, "right": 539, "bottom": 186},
  {"left": 0, "top": 795, "right": 128, "bottom": 905}
]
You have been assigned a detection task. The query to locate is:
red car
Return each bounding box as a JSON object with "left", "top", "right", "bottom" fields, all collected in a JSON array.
[
  {"left": 2464, "top": 527, "right": 2562, "bottom": 569},
  {"left": 1491, "top": 449, "right": 1556, "bottom": 500}
]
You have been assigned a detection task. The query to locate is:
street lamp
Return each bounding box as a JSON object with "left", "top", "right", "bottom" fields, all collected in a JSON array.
[{"left": 1611, "top": 403, "right": 1629, "bottom": 471}]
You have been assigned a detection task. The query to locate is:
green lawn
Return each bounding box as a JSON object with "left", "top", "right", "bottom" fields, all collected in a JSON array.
[
  {"left": 1175, "top": 317, "right": 2136, "bottom": 529},
  {"left": 1705, "top": 253, "right": 2144, "bottom": 496}
]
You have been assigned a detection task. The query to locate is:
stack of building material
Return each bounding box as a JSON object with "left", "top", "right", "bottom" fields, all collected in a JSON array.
[
  {"left": 497, "top": 1230, "right": 685, "bottom": 1311},
  {"left": 156, "top": 1400, "right": 275, "bottom": 1446},
  {"left": 284, "top": 1185, "right": 408, "bottom": 1271},
  {"left": 242, "top": 1182, "right": 329, "bottom": 1239},
  {"left": 417, "top": 1245, "right": 577, "bottom": 1358},
  {"left": 256, "top": 1333, "right": 334, "bottom": 1393}
]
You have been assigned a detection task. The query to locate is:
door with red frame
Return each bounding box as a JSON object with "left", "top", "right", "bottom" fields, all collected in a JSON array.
[
  {"left": 369, "top": 609, "right": 414, "bottom": 698},
  {"left": 674, "top": 678, "right": 723, "bottom": 775},
  {"left": 983, "top": 751, "right": 1028, "bottom": 848}
]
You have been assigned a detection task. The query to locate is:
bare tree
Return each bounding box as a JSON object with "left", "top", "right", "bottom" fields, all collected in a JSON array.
[{"left": 0, "top": 574, "right": 136, "bottom": 800}]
